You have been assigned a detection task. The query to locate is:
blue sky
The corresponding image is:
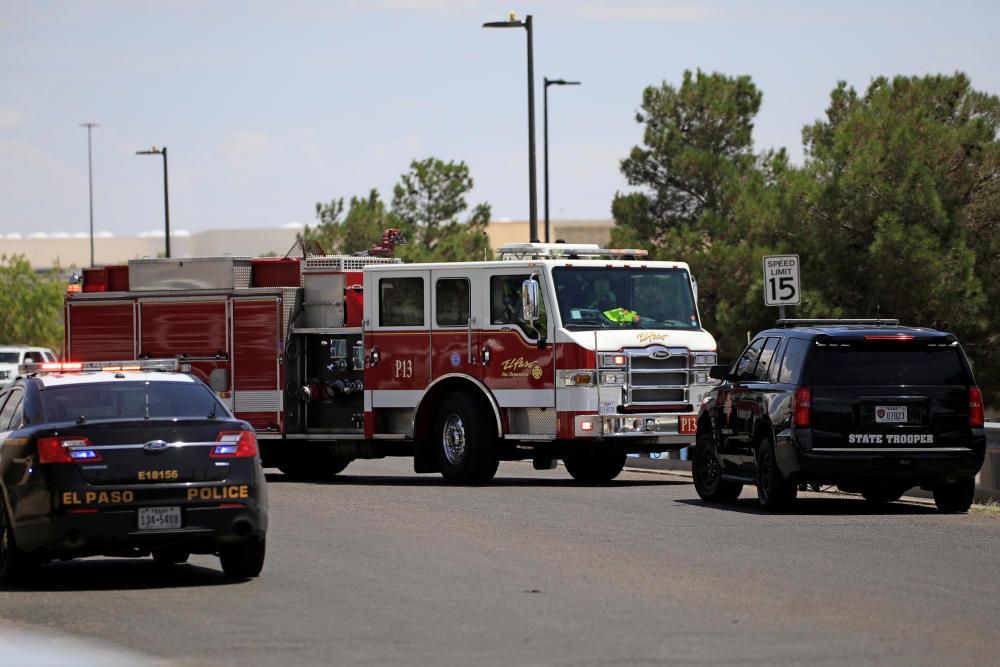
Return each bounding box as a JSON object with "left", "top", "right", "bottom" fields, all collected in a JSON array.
[{"left": 2, "top": 0, "right": 998, "bottom": 239}]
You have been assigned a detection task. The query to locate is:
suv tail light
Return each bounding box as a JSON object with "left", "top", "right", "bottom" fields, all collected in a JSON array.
[
  {"left": 794, "top": 387, "right": 811, "bottom": 428},
  {"left": 38, "top": 436, "right": 101, "bottom": 464},
  {"left": 969, "top": 387, "right": 984, "bottom": 427},
  {"left": 211, "top": 430, "right": 258, "bottom": 458}
]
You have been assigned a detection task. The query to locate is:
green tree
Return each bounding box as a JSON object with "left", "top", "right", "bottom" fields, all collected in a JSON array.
[
  {"left": 801, "top": 73, "right": 1000, "bottom": 401},
  {"left": 611, "top": 70, "right": 791, "bottom": 358},
  {"left": 0, "top": 255, "right": 66, "bottom": 353},
  {"left": 302, "top": 158, "right": 491, "bottom": 262},
  {"left": 392, "top": 158, "right": 491, "bottom": 262}
]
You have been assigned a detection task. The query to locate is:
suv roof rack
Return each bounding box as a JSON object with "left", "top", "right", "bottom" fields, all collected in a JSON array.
[
  {"left": 776, "top": 318, "right": 900, "bottom": 328},
  {"left": 497, "top": 243, "right": 648, "bottom": 261}
]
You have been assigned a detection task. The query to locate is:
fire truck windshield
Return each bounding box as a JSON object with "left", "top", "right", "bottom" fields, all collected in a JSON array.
[{"left": 552, "top": 267, "right": 700, "bottom": 330}]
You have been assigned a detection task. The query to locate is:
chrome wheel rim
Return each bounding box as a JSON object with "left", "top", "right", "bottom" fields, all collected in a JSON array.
[{"left": 442, "top": 414, "right": 466, "bottom": 465}]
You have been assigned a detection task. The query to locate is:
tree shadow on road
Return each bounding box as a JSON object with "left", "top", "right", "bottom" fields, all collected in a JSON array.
[
  {"left": 0, "top": 559, "right": 245, "bottom": 593},
  {"left": 674, "top": 496, "right": 941, "bottom": 516}
]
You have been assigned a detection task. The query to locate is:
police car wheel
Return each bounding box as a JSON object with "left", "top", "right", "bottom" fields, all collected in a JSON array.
[
  {"left": 563, "top": 447, "right": 626, "bottom": 484},
  {"left": 0, "top": 497, "right": 32, "bottom": 584},
  {"left": 755, "top": 438, "right": 796, "bottom": 511},
  {"left": 692, "top": 435, "right": 742, "bottom": 503},
  {"left": 220, "top": 537, "right": 266, "bottom": 578},
  {"left": 932, "top": 477, "right": 975, "bottom": 513},
  {"left": 434, "top": 392, "right": 499, "bottom": 484}
]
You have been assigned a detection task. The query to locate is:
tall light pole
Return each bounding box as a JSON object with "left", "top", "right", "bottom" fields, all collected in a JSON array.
[
  {"left": 483, "top": 12, "right": 538, "bottom": 242},
  {"left": 543, "top": 78, "right": 580, "bottom": 244},
  {"left": 80, "top": 122, "right": 98, "bottom": 266},
  {"left": 135, "top": 146, "right": 170, "bottom": 258}
]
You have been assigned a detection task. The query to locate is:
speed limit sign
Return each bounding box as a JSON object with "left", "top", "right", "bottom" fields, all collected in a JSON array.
[{"left": 763, "top": 255, "right": 801, "bottom": 306}]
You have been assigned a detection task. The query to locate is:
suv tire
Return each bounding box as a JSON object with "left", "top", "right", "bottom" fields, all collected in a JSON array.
[
  {"left": 755, "top": 437, "right": 797, "bottom": 511},
  {"left": 932, "top": 477, "right": 975, "bottom": 513},
  {"left": 692, "top": 434, "right": 742, "bottom": 502}
]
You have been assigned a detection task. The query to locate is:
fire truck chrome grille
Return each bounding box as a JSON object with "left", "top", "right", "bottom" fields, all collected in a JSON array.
[{"left": 624, "top": 347, "right": 689, "bottom": 407}]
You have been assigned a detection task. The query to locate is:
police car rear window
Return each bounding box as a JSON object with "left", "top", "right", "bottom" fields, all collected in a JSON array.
[
  {"left": 41, "top": 381, "right": 221, "bottom": 422},
  {"left": 811, "top": 344, "right": 969, "bottom": 386}
]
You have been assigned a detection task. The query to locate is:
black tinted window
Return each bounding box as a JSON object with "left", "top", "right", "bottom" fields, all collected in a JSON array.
[
  {"left": 41, "top": 381, "right": 221, "bottom": 422},
  {"left": 436, "top": 279, "right": 470, "bottom": 327},
  {"left": 733, "top": 339, "right": 765, "bottom": 381},
  {"left": 379, "top": 277, "right": 424, "bottom": 327},
  {"left": 753, "top": 337, "right": 781, "bottom": 381},
  {"left": 777, "top": 338, "right": 810, "bottom": 384},
  {"left": 811, "top": 343, "right": 969, "bottom": 386}
]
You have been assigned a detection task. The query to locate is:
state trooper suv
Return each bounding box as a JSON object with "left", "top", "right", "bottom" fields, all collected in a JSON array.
[{"left": 692, "top": 320, "right": 986, "bottom": 511}]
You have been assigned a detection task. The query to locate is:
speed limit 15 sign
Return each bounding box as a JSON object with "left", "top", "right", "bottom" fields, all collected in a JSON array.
[{"left": 763, "top": 254, "right": 801, "bottom": 306}]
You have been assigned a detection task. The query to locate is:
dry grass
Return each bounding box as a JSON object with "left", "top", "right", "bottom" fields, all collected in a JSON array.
[{"left": 970, "top": 498, "right": 1000, "bottom": 516}]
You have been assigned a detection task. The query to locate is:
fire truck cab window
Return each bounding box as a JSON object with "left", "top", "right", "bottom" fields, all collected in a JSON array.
[
  {"left": 436, "top": 278, "right": 470, "bottom": 327},
  {"left": 379, "top": 277, "right": 425, "bottom": 327},
  {"left": 490, "top": 275, "right": 545, "bottom": 339}
]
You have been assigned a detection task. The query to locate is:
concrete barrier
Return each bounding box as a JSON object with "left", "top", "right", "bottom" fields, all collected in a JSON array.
[{"left": 978, "top": 419, "right": 1000, "bottom": 500}]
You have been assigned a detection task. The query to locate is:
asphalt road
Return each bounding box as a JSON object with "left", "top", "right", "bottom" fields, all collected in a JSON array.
[{"left": 1, "top": 459, "right": 999, "bottom": 666}]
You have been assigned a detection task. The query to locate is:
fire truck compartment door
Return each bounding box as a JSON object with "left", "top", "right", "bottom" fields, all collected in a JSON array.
[
  {"left": 478, "top": 269, "right": 555, "bottom": 413},
  {"left": 364, "top": 269, "right": 432, "bottom": 410},
  {"left": 430, "top": 270, "right": 484, "bottom": 384}
]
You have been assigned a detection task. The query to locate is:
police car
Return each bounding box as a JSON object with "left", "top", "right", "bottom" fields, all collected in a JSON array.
[
  {"left": 0, "top": 359, "right": 267, "bottom": 583},
  {"left": 692, "top": 320, "right": 986, "bottom": 511}
]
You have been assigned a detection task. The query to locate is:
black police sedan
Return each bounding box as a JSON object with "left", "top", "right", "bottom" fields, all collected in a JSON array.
[
  {"left": 692, "top": 320, "right": 986, "bottom": 511},
  {"left": 0, "top": 359, "right": 267, "bottom": 583}
]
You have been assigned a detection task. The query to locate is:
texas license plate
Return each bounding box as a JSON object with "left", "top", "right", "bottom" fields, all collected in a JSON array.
[
  {"left": 678, "top": 415, "right": 698, "bottom": 434},
  {"left": 876, "top": 406, "right": 907, "bottom": 424},
  {"left": 138, "top": 506, "right": 181, "bottom": 531}
]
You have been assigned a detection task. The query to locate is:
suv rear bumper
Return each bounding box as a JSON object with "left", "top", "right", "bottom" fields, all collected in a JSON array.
[{"left": 783, "top": 438, "right": 985, "bottom": 484}]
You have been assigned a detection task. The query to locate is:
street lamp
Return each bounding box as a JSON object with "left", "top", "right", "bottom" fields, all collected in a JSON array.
[
  {"left": 483, "top": 12, "right": 538, "bottom": 242},
  {"left": 543, "top": 78, "right": 580, "bottom": 244},
  {"left": 135, "top": 146, "right": 171, "bottom": 258},
  {"left": 79, "top": 122, "right": 99, "bottom": 266}
]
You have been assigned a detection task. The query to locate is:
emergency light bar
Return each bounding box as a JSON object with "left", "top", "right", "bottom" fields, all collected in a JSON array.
[
  {"left": 18, "top": 359, "right": 181, "bottom": 375},
  {"left": 497, "top": 243, "right": 648, "bottom": 261}
]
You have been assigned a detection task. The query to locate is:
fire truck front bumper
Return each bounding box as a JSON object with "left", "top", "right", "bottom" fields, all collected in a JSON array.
[{"left": 573, "top": 413, "right": 697, "bottom": 447}]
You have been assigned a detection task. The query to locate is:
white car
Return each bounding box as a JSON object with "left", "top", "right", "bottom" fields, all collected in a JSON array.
[{"left": 0, "top": 346, "right": 57, "bottom": 386}]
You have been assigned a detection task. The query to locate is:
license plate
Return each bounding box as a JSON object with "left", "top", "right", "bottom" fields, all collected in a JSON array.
[
  {"left": 875, "top": 406, "right": 907, "bottom": 424},
  {"left": 678, "top": 415, "right": 698, "bottom": 434},
  {"left": 138, "top": 506, "right": 181, "bottom": 531}
]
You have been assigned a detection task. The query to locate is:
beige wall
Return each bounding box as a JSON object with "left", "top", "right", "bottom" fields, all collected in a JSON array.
[{"left": 4, "top": 220, "right": 615, "bottom": 270}]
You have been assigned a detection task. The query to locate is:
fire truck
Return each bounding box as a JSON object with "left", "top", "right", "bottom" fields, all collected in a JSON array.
[{"left": 64, "top": 235, "right": 718, "bottom": 483}]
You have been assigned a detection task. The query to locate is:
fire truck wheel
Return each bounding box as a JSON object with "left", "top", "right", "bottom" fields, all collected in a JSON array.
[
  {"left": 434, "top": 393, "right": 499, "bottom": 484},
  {"left": 277, "top": 446, "right": 352, "bottom": 481},
  {"left": 563, "top": 447, "right": 626, "bottom": 484}
]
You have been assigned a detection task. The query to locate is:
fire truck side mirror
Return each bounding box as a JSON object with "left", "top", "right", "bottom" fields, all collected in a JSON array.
[{"left": 521, "top": 278, "right": 540, "bottom": 323}]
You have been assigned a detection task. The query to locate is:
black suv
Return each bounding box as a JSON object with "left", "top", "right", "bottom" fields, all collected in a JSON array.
[{"left": 692, "top": 320, "right": 986, "bottom": 511}]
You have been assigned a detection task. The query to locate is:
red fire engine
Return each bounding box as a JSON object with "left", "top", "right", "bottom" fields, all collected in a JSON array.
[{"left": 65, "top": 236, "right": 718, "bottom": 483}]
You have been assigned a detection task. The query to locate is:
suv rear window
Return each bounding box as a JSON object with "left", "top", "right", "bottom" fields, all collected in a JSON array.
[
  {"left": 41, "top": 381, "right": 221, "bottom": 422},
  {"left": 811, "top": 343, "right": 970, "bottom": 386}
]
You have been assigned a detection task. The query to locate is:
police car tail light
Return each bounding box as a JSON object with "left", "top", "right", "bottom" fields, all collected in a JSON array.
[
  {"left": 38, "top": 436, "right": 101, "bottom": 464},
  {"left": 211, "top": 431, "right": 258, "bottom": 458},
  {"left": 969, "top": 387, "right": 984, "bottom": 427},
  {"left": 794, "top": 387, "right": 811, "bottom": 428}
]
